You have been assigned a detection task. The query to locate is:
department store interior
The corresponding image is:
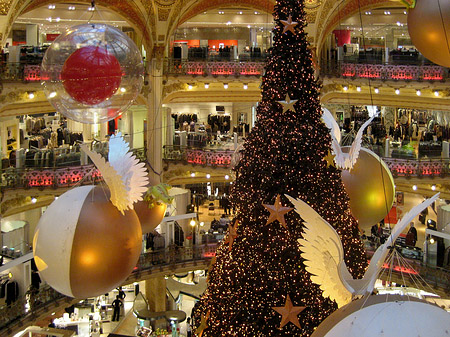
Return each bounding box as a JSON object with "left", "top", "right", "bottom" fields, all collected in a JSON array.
[{"left": 1, "top": 0, "right": 450, "bottom": 336}]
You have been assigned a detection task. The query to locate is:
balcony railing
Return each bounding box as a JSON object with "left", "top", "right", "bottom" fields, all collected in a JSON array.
[
  {"left": 320, "top": 61, "right": 449, "bottom": 81},
  {"left": 163, "top": 144, "right": 450, "bottom": 178},
  {"left": 164, "top": 58, "right": 265, "bottom": 77}
]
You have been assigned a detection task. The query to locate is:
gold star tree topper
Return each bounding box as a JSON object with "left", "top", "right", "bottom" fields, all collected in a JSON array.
[
  {"left": 280, "top": 14, "right": 299, "bottom": 34},
  {"left": 324, "top": 150, "right": 336, "bottom": 168},
  {"left": 272, "top": 294, "right": 306, "bottom": 329},
  {"left": 277, "top": 94, "right": 298, "bottom": 113},
  {"left": 262, "top": 194, "right": 293, "bottom": 228}
]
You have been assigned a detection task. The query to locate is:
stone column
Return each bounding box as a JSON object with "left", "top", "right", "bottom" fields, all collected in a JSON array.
[{"left": 145, "top": 277, "right": 167, "bottom": 329}]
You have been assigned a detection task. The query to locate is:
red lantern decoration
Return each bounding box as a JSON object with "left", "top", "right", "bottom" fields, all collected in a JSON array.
[{"left": 61, "top": 46, "right": 122, "bottom": 105}]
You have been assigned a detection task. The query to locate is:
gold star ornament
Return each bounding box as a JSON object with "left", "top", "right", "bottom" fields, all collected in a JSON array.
[
  {"left": 278, "top": 94, "right": 298, "bottom": 113},
  {"left": 195, "top": 311, "right": 210, "bottom": 337},
  {"left": 272, "top": 295, "right": 306, "bottom": 329},
  {"left": 227, "top": 220, "right": 239, "bottom": 251},
  {"left": 324, "top": 150, "right": 336, "bottom": 168},
  {"left": 262, "top": 194, "right": 293, "bottom": 228},
  {"left": 280, "top": 14, "right": 299, "bottom": 34}
]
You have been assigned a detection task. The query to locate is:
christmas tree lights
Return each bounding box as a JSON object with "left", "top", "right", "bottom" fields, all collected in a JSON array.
[{"left": 193, "top": 0, "right": 367, "bottom": 335}]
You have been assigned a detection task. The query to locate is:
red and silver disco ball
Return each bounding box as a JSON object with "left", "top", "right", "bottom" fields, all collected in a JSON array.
[{"left": 41, "top": 23, "right": 144, "bottom": 124}]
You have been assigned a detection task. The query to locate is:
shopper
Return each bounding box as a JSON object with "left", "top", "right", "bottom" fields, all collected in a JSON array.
[
  {"left": 407, "top": 222, "right": 418, "bottom": 246},
  {"left": 186, "top": 317, "right": 192, "bottom": 337},
  {"left": 111, "top": 295, "right": 123, "bottom": 321}
]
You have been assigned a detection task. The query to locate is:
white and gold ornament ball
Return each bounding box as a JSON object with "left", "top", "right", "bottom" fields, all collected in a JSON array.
[{"left": 33, "top": 133, "right": 149, "bottom": 298}]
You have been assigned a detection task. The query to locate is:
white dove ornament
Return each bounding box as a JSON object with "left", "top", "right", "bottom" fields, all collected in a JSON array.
[
  {"left": 81, "top": 132, "right": 149, "bottom": 214},
  {"left": 286, "top": 193, "right": 439, "bottom": 307},
  {"left": 321, "top": 107, "right": 376, "bottom": 171}
]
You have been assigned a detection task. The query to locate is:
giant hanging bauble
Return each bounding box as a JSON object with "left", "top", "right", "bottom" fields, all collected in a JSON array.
[
  {"left": 311, "top": 295, "right": 450, "bottom": 337},
  {"left": 341, "top": 147, "right": 394, "bottom": 229},
  {"left": 41, "top": 23, "right": 144, "bottom": 124},
  {"left": 33, "top": 185, "right": 142, "bottom": 299},
  {"left": 134, "top": 201, "right": 167, "bottom": 234},
  {"left": 408, "top": 0, "right": 450, "bottom": 67}
]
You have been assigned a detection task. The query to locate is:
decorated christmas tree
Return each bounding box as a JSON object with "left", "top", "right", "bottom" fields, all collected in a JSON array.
[{"left": 193, "top": 0, "right": 368, "bottom": 335}]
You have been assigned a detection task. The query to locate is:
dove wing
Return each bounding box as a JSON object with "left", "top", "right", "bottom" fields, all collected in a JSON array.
[
  {"left": 347, "top": 115, "right": 376, "bottom": 169},
  {"left": 81, "top": 144, "right": 129, "bottom": 214},
  {"left": 321, "top": 107, "right": 341, "bottom": 144},
  {"left": 363, "top": 193, "right": 440, "bottom": 294},
  {"left": 108, "top": 133, "right": 149, "bottom": 208},
  {"left": 286, "top": 195, "right": 353, "bottom": 307}
]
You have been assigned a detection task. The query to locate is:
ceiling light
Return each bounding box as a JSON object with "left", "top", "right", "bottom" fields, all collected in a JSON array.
[
  {"left": 188, "top": 84, "right": 193, "bottom": 90},
  {"left": 200, "top": 222, "right": 205, "bottom": 227},
  {"left": 27, "top": 92, "right": 35, "bottom": 99},
  {"left": 356, "top": 86, "right": 361, "bottom": 92},
  {"left": 48, "top": 4, "right": 55, "bottom": 9},
  {"left": 219, "top": 11, "right": 224, "bottom": 14},
  {"left": 226, "top": 21, "right": 232, "bottom": 25},
  {"left": 190, "top": 172, "right": 195, "bottom": 177},
  {"left": 46, "top": 17, "right": 52, "bottom": 22},
  {"left": 374, "top": 88, "right": 379, "bottom": 94},
  {"left": 254, "top": 11, "right": 259, "bottom": 14},
  {"left": 225, "top": 175, "right": 230, "bottom": 180},
  {"left": 396, "top": 21, "right": 401, "bottom": 26},
  {"left": 395, "top": 89, "right": 400, "bottom": 95},
  {"left": 434, "top": 90, "right": 439, "bottom": 97},
  {"left": 206, "top": 173, "right": 211, "bottom": 179},
  {"left": 430, "top": 237, "right": 435, "bottom": 244},
  {"left": 343, "top": 86, "right": 348, "bottom": 91},
  {"left": 204, "top": 83, "right": 209, "bottom": 89},
  {"left": 431, "top": 185, "right": 436, "bottom": 191},
  {"left": 88, "top": 7, "right": 95, "bottom": 11},
  {"left": 190, "top": 220, "right": 196, "bottom": 227},
  {"left": 404, "top": 10, "right": 407, "bottom": 14},
  {"left": 238, "top": 11, "right": 243, "bottom": 14},
  {"left": 48, "top": 91, "right": 57, "bottom": 98},
  {"left": 68, "top": 6, "right": 75, "bottom": 10},
  {"left": 55, "top": 17, "right": 60, "bottom": 22},
  {"left": 120, "top": 87, "right": 126, "bottom": 93},
  {"left": 31, "top": 198, "right": 37, "bottom": 203},
  {"left": 243, "top": 83, "right": 248, "bottom": 90},
  {"left": 416, "top": 89, "right": 421, "bottom": 96},
  {"left": 224, "top": 83, "right": 229, "bottom": 89},
  {"left": 412, "top": 185, "right": 417, "bottom": 191},
  {"left": 247, "top": 25, "right": 251, "bottom": 28}
]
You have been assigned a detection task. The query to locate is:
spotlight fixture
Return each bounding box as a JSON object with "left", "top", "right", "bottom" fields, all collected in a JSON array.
[
  {"left": 412, "top": 185, "right": 417, "bottom": 191},
  {"left": 190, "top": 172, "right": 195, "bottom": 177},
  {"left": 190, "top": 219, "right": 196, "bottom": 227},
  {"left": 431, "top": 185, "right": 436, "bottom": 191},
  {"left": 254, "top": 11, "right": 259, "bottom": 14},
  {"left": 206, "top": 173, "right": 211, "bottom": 179},
  {"left": 225, "top": 175, "right": 230, "bottom": 180},
  {"left": 55, "top": 17, "right": 60, "bottom": 22},
  {"left": 68, "top": 6, "right": 75, "bottom": 10},
  {"left": 434, "top": 90, "right": 439, "bottom": 97},
  {"left": 395, "top": 89, "right": 400, "bottom": 95},
  {"left": 31, "top": 198, "right": 37, "bottom": 203},
  {"left": 356, "top": 86, "right": 361, "bottom": 92},
  {"left": 188, "top": 84, "right": 193, "bottom": 90},
  {"left": 238, "top": 11, "right": 243, "bottom": 14},
  {"left": 224, "top": 83, "right": 229, "bottom": 89},
  {"left": 88, "top": 6, "right": 95, "bottom": 11},
  {"left": 374, "top": 88, "right": 379, "bottom": 94},
  {"left": 48, "top": 4, "right": 56, "bottom": 9},
  {"left": 27, "top": 92, "right": 35, "bottom": 99},
  {"left": 204, "top": 83, "right": 209, "bottom": 89},
  {"left": 416, "top": 89, "right": 421, "bottom": 96},
  {"left": 243, "top": 83, "right": 248, "bottom": 90},
  {"left": 343, "top": 86, "right": 348, "bottom": 91},
  {"left": 430, "top": 237, "right": 435, "bottom": 244}
]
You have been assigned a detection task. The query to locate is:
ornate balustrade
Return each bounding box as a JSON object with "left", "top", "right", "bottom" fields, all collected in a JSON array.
[
  {"left": 164, "top": 145, "right": 233, "bottom": 167},
  {"left": 383, "top": 157, "right": 450, "bottom": 177},
  {"left": 164, "top": 59, "right": 265, "bottom": 77},
  {"left": 322, "top": 61, "right": 448, "bottom": 81}
]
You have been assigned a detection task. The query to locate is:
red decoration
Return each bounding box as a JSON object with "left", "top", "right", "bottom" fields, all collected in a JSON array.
[{"left": 61, "top": 46, "right": 122, "bottom": 105}]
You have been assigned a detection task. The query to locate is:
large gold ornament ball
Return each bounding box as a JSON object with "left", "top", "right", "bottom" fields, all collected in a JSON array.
[
  {"left": 408, "top": 0, "right": 450, "bottom": 67},
  {"left": 33, "top": 185, "right": 142, "bottom": 299},
  {"left": 341, "top": 147, "right": 394, "bottom": 229},
  {"left": 134, "top": 201, "right": 167, "bottom": 234}
]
